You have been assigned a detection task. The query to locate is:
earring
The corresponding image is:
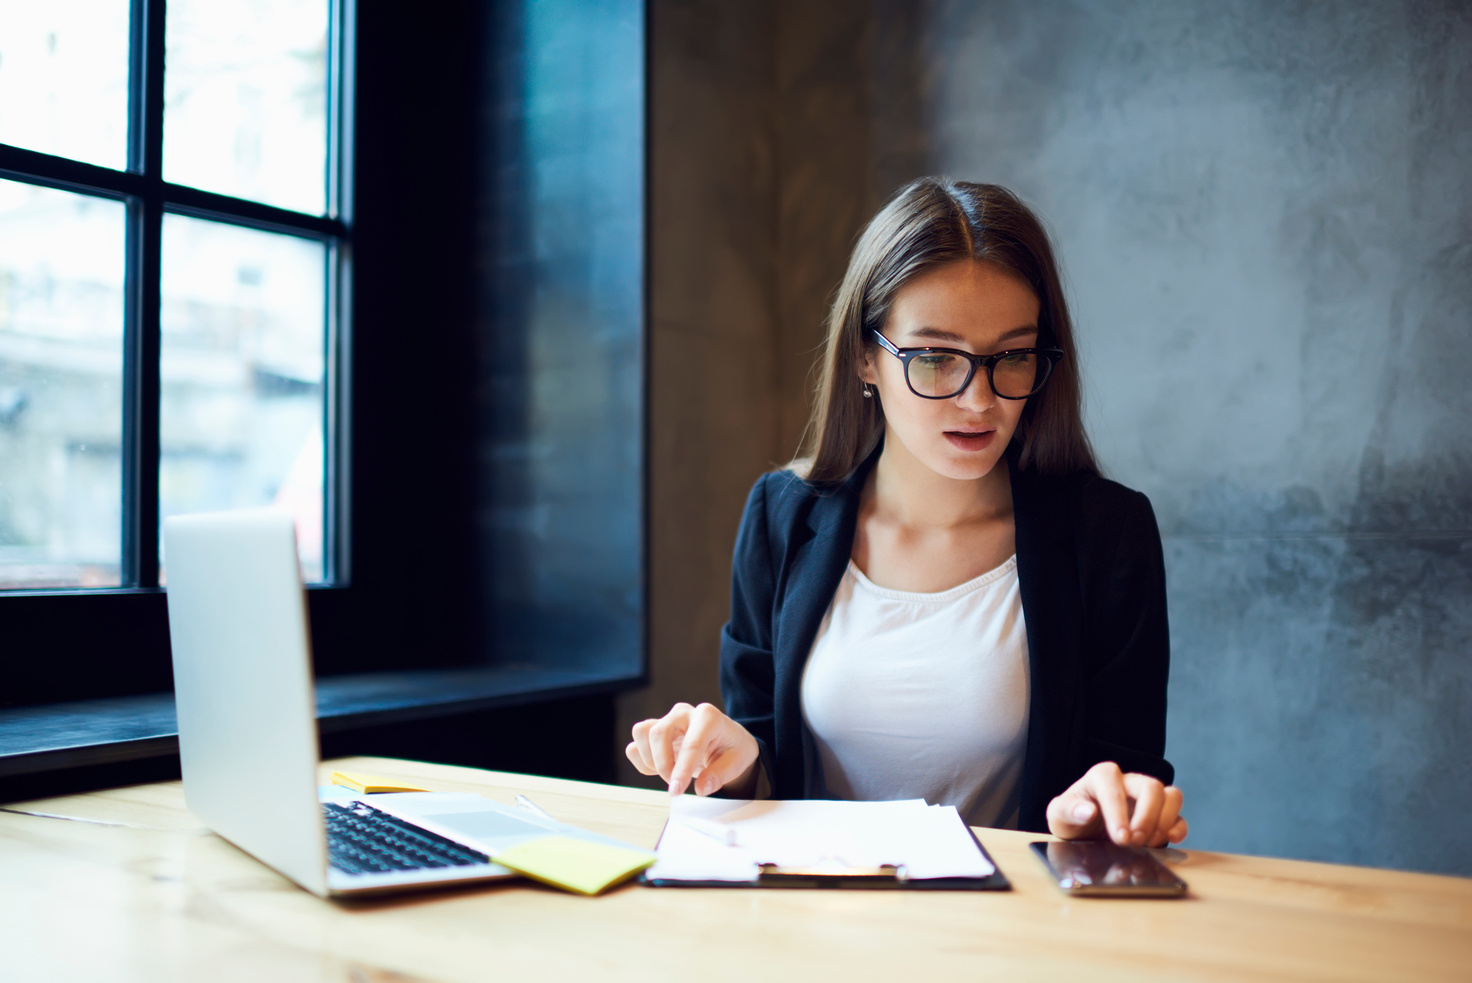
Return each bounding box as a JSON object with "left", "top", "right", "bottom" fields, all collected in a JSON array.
[{"left": 861, "top": 383, "right": 873, "bottom": 399}]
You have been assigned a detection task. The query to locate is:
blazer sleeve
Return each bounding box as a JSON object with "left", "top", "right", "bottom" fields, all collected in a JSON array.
[
  {"left": 718, "top": 474, "right": 780, "bottom": 789},
  {"left": 1075, "top": 483, "right": 1175, "bottom": 787}
]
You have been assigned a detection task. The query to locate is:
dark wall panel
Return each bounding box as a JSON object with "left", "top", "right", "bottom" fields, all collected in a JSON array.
[
  {"left": 345, "top": 0, "right": 481, "bottom": 672},
  {"left": 476, "top": 0, "right": 646, "bottom": 677}
]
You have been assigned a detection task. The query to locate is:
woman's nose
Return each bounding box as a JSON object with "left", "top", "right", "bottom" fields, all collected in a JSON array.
[{"left": 954, "top": 367, "right": 996, "bottom": 410}]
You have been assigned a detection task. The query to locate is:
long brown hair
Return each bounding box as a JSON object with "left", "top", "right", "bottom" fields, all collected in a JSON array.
[{"left": 795, "top": 178, "right": 1099, "bottom": 484}]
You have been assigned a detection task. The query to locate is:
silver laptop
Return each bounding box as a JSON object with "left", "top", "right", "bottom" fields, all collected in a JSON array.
[{"left": 163, "top": 508, "right": 560, "bottom": 897}]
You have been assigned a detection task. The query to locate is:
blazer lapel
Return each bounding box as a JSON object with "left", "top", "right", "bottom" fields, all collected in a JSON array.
[
  {"left": 1011, "top": 458, "right": 1086, "bottom": 830},
  {"left": 770, "top": 470, "right": 865, "bottom": 799}
]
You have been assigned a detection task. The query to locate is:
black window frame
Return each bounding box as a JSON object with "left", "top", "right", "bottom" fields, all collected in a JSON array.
[{"left": 0, "top": 0, "right": 352, "bottom": 596}]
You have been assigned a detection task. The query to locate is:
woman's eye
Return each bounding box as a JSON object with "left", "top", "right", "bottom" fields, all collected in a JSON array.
[
  {"left": 915, "top": 355, "right": 954, "bottom": 369},
  {"left": 998, "top": 352, "right": 1033, "bottom": 366}
]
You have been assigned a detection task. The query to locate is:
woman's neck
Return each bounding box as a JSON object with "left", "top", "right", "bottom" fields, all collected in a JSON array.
[{"left": 868, "top": 438, "right": 1013, "bottom": 530}]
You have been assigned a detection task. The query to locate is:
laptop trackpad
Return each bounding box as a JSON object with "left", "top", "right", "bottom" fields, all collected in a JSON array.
[
  {"left": 357, "top": 792, "right": 565, "bottom": 851},
  {"left": 417, "top": 809, "right": 551, "bottom": 846}
]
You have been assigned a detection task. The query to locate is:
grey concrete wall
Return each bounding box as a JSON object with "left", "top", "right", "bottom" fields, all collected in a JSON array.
[
  {"left": 921, "top": 0, "right": 1472, "bottom": 874},
  {"left": 632, "top": 0, "right": 1472, "bottom": 875}
]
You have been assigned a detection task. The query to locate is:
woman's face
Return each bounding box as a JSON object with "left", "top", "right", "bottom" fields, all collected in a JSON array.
[{"left": 862, "top": 259, "right": 1041, "bottom": 483}]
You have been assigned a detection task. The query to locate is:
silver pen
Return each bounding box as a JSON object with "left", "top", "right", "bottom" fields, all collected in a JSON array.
[
  {"left": 515, "top": 794, "right": 557, "bottom": 822},
  {"left": 675, "top": 814, "right": 738, "bottom": 847}
]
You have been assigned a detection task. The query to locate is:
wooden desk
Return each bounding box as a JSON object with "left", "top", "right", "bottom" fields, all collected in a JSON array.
[{"left": 3, "top": 756, "right": 1469, "bottom": 982}]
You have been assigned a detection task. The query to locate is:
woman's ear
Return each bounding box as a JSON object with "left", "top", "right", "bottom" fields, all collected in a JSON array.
[{"left": 859, "top": 350, "right": 879, "bottom": 386}]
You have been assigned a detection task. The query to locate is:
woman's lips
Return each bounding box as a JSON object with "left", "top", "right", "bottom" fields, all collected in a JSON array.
[{"left": 944, "top": 429, "right": 996, "bottom": 451}]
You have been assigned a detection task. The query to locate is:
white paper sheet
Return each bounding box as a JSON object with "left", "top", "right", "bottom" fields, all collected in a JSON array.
[{"left": 644, "top": 797, "right": 995, "bottom": 884}]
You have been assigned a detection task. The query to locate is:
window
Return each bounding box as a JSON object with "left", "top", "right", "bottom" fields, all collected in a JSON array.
[
  {"left": 0, "top": 0, "right": 348, "bottom": 591},
  {"left": 0, "top": 2, "right": 648, "bottom": 782}
]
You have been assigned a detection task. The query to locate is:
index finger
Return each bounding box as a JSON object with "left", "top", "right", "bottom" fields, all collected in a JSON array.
[
  {"left": 1085, "top": 762, "right": 1132, "bottom": 845},
  {"left": 667, "top": 704, "right": 723, "bottom": 796}
]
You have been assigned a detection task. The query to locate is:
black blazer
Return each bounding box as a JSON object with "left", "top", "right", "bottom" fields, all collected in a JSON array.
[{"left": 719, "top": 448, "right": 1173, "bottom": 834}]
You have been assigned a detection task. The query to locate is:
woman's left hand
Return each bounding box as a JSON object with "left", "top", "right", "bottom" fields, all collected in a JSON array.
[{"left": 1046, "top": 761, "right": 1187, "bottom": 847}]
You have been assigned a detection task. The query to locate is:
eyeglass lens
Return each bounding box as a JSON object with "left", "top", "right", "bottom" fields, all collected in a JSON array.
[{"left": 907, "top": 351, "right": 1045, "bottom": 398}]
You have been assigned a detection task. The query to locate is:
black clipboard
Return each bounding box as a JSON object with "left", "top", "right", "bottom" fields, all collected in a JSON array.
[{"left": 640, "top": 820, "right": 1011, "bottom": 890}]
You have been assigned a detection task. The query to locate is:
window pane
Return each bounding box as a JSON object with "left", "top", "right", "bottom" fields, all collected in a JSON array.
[
  {"left": 0, "top": 1, "right": 130, "bottom": 169},
  {"left": 164, "top": 0, "right": 329, "bottom": 215},
  {"left": 0, "top": 180, "right": 126, "bottom": 589},
  {"left": 159, "top": 215, "right": 327, "bottom": 582}
]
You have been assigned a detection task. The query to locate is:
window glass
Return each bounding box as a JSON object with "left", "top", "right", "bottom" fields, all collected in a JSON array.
[
  {"left": 0, "top": 1, "right": 131, "bottom": 169},
  {"left": 163, "top": 0, "right": 329, "bottom": 214},
  {"left": 0, "top": 180, "right": 126, "bottom": 589},
  {"left": 159, "top": 214, "right": 326, "bottom": 582}
]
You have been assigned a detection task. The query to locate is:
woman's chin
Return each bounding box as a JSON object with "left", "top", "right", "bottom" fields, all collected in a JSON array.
[{"left": 925, "top": 447, "right": 1006, "bottom": 482}]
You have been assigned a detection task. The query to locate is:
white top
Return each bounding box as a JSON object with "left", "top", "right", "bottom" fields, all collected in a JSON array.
[{"left": 800, "top": 557, "right": 1030, "bottom": 829}]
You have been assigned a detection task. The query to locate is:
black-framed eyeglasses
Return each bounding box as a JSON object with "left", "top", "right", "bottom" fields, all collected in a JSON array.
[{"left": 870, "top": 329, "right": 1064, "bottom": 400}]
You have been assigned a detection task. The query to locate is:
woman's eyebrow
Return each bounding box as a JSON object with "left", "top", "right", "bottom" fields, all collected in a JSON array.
[
  {"left": 907, "top": 324, "right": 1039, "bottom": 345},
  {"left": 908, "top": 327, "right": 968, "bottom": 343},
  {"left": 995, "top": 325, "right": 1040, "bottom": 344}
]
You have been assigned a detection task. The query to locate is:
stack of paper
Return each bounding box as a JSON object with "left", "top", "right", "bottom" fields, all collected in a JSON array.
[{"left": 644, "top": 796, "right": 996, "bottom": 885}]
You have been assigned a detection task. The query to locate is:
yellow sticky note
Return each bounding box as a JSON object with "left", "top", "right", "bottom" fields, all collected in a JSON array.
[
  {"left": 329, "top": 771, "right": 432, "bottom": 794},
  {"left": 495, "top": 836, "right": 656, "bottom": 896}
]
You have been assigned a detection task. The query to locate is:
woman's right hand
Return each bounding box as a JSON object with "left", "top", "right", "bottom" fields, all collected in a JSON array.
[{"left": 626, "top": 702, "right": 761, "bottom": 797}]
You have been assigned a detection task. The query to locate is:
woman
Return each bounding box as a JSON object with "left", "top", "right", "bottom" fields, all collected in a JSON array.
[{"left": 629, "top": 178, "right": 1187, "bottom": 848}]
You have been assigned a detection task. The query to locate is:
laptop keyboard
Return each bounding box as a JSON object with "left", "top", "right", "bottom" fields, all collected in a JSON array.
[{"left": 323, "top": 801, "right": 490, "bottom": 875}]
